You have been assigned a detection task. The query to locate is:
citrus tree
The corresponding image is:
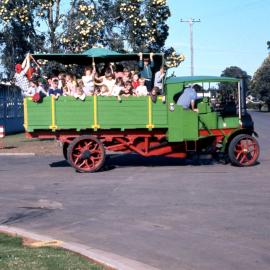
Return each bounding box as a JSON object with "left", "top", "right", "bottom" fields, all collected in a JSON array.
[{"left": 0, "top": 0, "right": 184, "bottom": 76}]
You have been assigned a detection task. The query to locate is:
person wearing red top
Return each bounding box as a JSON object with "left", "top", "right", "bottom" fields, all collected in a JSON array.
[{"left": 131, "top": 73, "right": 140, "bottom": 89}]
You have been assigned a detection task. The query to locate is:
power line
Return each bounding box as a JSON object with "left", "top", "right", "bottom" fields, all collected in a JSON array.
[{"left": 180, "top": 18, "right": 200, "bottom": 76}]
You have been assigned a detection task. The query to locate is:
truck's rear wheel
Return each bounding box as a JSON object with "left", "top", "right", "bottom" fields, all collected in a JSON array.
[
  {"left": 67, "top": 135, "right": 105, "bottom": 173},
  {"left": 228, "top": 134, "right": 259, "bottom": 167}
]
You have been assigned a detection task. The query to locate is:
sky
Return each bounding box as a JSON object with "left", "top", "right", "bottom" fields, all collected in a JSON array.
[{"left": 165, "top": 0, "right": 270, "bottom": 77}]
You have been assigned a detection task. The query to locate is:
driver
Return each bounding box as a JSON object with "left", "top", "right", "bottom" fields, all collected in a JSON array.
[{"left": 177, "top": 84, "right": 201, "bottom": 112}]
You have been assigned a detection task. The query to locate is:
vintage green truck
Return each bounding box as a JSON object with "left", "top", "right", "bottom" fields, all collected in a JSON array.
[{"left": 24, "top": 49, "right": 260, "bottom": 172}]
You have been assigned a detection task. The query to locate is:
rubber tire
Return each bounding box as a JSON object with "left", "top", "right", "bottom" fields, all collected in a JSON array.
[
  {"left": 228, "top": 134, "right": 260, "bottom": 167},
  {"left": 63, "top": 142, "right": 69, "bottom": 161},
  {"left": 67, "top": 135, "right": 106, "bottom": 173}
]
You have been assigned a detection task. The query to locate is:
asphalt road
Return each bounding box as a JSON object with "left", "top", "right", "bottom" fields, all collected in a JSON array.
[{"left": 0, "top": 112, "right": 270, "bottom": 270}]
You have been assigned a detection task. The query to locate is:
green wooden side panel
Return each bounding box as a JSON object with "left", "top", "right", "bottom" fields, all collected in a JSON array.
[
  {"left": 97, "top": 97, "right": 148, "bottom": 128},
  {"left": 181, "top": 110, "right": 199, "bottom": 140},
  {"left": 26, "top": 98, "right": 51, "bottom": 130},
  {"left": 199, "top": 113, "right": 218, "bottom": 130},
  {"left": 218, "top": 116, "right": 240, "bottom": 129},
  {"left": 56, "top": 97, "right": 93, "bottom": 129},
  {"left": 166, "top": 82, "right": 198, "bottom": 142},
  {"left": 97, "top": 97, "right": 168, "bottom": 129},
  {"left": 152, "top": 99, "right": 168, "bottom": 127},
  {"left": 167, "top": 106, "right": 198, "bottom": 142},
  {"left": 25, "top": 96, "right": 168, "bottom": 132}
]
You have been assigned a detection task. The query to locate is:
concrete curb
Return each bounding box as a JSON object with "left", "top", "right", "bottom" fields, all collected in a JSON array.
[
  {"left": 0, "top": 153, "right": 36, "bottom": 156},
  {"left": 0, "top": 225, "right": 160, "bottom": 270}
]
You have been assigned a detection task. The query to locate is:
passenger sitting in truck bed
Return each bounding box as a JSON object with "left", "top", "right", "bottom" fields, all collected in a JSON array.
[
  {"left": 122, "top": 68, "right": 131, "bottom": 83},
  {"left": 65, "top": 73, "right": 77, "bottom": 96},
  {"left": 119, "top": 81, "right": 133, "bottom": 97},
  {"left": 131, "top": 73, "right": 140, "bottom": 89},
  {"left": 111, "top": 77, "right": 124, "bottom": 96},
  {"left": 154, "top": 66, "right": 165, "bottom": 94},
  {"left": 74, "top": 79, "right": 86, "bottom": 101},
  {"left": 58, "top": 73, "right": 66, "bottom": 91},
  {"left": 37, "top": 77, "right": 47, "bottom": 97},
  {"left": 95, "top": 71, "right": 116, "bottom": 94},
  {"left": 28, "top": 79, "right": 38, "bottom": 96},
  {"left": 150, "top": 86, "right": 159, "bottom": 103},
  {"left": 176, "top": 84, "right": 201, "bottom": 112},
  {"left": 93, "top": 87, "right": 100, "bottom": 96},
  {"left": 48, "top": 76, "right": 63, "bottom": 99},
  {"left": 99, "top": 85, "right": 110, "bottom": 96},
  {"left": 82, "top": 65, "right": 96, "bottom": 95},
  {"left": 135, "top": 78, "right": 148, "bottom": 96},
  {"left": 31, "top": 77, "right": 48, "bottom": 102}
]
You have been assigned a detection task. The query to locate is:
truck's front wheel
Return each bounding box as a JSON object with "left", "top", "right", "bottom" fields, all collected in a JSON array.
[
  {"left": 228, "top": 134, "right": 259, "bottom": 167},
  {"left": 67, "top": 135, "right": 106, "bottom": 173}
]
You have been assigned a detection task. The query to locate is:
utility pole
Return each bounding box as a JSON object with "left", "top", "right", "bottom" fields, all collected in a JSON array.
[{"left": 180, "top": 18, "right": 200, "bottom": 76}]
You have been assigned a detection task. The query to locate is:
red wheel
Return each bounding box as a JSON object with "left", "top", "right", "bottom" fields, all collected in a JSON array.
[
  {"left": 67, "top": 135, "right": 105, "bottom": 173},
  {"left": 228, "top": 134, "right": 260, "bottom": 167}
]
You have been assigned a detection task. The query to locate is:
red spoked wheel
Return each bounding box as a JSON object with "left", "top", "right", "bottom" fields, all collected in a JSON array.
[
  {"left": 228, "top": 134, "right": 260, "bottom": 167},
  {"left": 67, "top": 135, "right": 105, "bottom": 173}
]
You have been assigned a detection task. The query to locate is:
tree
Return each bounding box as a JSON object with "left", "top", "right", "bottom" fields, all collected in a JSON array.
[
  {"left": 61, "top": 1, "right": 109, "bottom": 52},
  {"left": 0, "top": 0, "right": 45, "bottom": 76},
  {"left": 0, "top": 0, "right": 184, "bottom": 77},
  {"left": 251, "top": 55, "right": 270, "bottom": 111},
  {"left": 0, "top": 23, "right": 41, "bottom": 78},
  {"left": 220, "top": 66, "right": 250, "bottom": 92},
  {"left": 116, "top": 0, "right": 170, "bottom": 52},
  {"left": 115, "top": 0, "right": 184, "bottom": 67},
  {"left": 0, "top": 0, "right": 107, "bottom": 76},
  {"left": 218, "top": 66, "right": 250, "bottom": 104}
]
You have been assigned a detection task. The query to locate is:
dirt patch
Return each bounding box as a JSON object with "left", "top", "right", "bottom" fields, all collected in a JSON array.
[
  {"left": 0, "top": 133, "right": 62, "bottom": 156},
  {"left": 22, "top": 237, "right": 37, "bottom": 246}
]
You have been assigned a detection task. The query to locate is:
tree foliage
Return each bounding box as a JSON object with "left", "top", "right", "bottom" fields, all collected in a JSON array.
[
  {"left": 219, "top": 66, "right": 250, "bottom": 92},
  {"left": 0, "top": 0, "right": 45, "bottom": 76},
  {"left": 0, "top": 0, "right": 184, "bottom": 77},
  {"left": 116, "top": 0, "right": 170, "bottom": 52},
  {"left": 251, "top": 55, "right": 270, "bottom": 110},
  {"left": 61, "top": 1, "right": 107, "bottom": 52}
]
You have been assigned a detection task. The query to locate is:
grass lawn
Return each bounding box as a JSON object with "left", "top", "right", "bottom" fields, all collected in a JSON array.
[
  {"left": 0, "top": 133, "right": 62, "bottom": 155},
  {"left": 0, "top": 233, "right": 104, "bottom": 270}
]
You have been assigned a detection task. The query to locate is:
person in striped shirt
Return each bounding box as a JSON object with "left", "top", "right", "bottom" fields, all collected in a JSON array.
[{"left": 14, "top": 53, "right": 31, "bottom": 96}]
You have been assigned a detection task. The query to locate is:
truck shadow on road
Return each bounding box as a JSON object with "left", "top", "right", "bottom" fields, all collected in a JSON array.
[{"left": 50, "top": 153, "right": 218, "bottom": 172}]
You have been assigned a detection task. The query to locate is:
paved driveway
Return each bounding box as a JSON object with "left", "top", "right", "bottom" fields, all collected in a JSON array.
[{"left": 0, "top": 112, "right": 270, "bottom": 270}]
